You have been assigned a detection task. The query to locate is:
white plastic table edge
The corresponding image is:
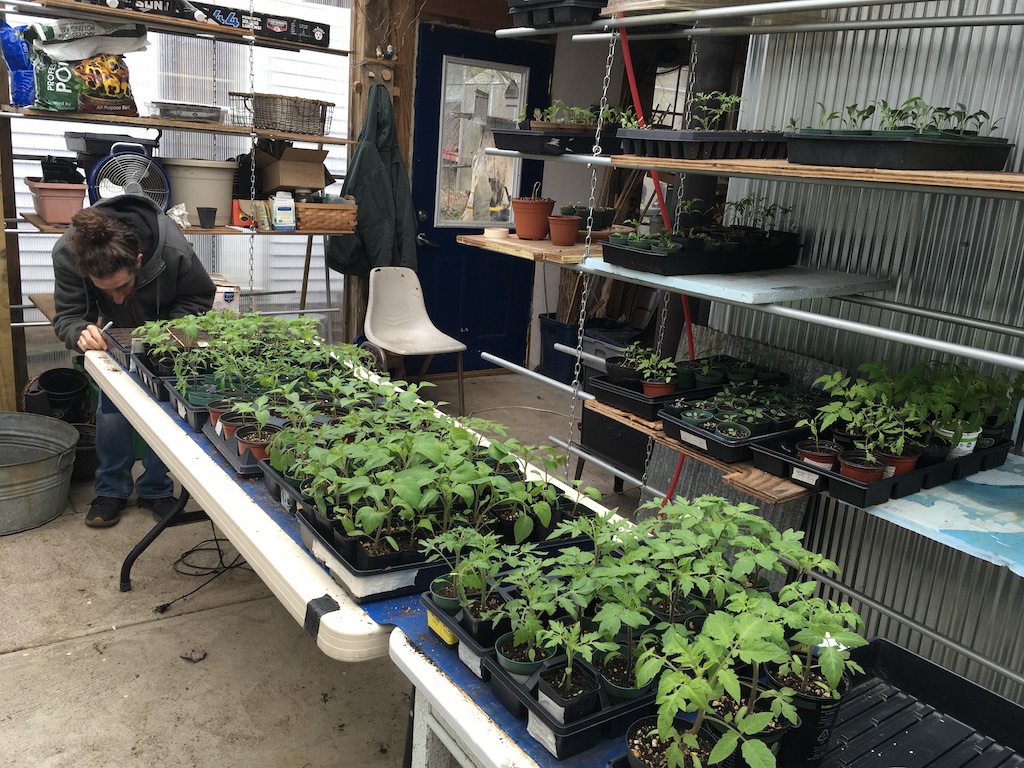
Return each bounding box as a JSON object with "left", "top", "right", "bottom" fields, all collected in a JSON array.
[
  {"left": 84, "top": 350, "right": 391, "bottom": 662},
  {"left": 390, "top": 629, "right": 540, "bottom": 768}
]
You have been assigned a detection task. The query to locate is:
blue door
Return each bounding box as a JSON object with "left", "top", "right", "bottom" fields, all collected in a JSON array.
[{"left": 411, "top": 23, "right": 553, "bottom": 372}]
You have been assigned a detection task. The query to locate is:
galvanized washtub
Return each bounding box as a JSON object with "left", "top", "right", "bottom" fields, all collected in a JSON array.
[{"left": 0, "top": 412, "right": 78, "bottom": 535}]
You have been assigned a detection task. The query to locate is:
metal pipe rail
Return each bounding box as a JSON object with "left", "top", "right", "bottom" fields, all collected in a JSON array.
[
  {"left": 801, "top": 563, "right": 1024, "bottom": 689},
  {"left": 548, "top": 435, "right": 659, "bottom": 496},
  {"left": 497, "top": 0, "right": 934, "bottom": 37},
  {"left": 571, "top": 13, "right": 1024, "bottom": 40},
  {"left": 839, "top": 294, "right": 1024, "bottom": 341},
  {"left": 484, "top": 147, "right": 613, "bottom": 167},
  {"left": 480, "top": 351, "right": 595, "bottom": 399}
]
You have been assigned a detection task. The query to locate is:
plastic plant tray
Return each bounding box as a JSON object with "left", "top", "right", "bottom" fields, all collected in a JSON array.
[
  {"left": 750, "top": 433, "right": 1013, "bottom": 508},
  {"left": 510, "top": 0, "right": 605, "bottom": 27},
  {"left": 605, "top": 638, "right": 1024, "bottom": 768},
  {"left": 786, "top": 132, "right": 1014, "bottom": 170},
  {"left": 492, "top": 127, "right": 621, "bottom": 156},
  {"left": 130, "top": 351, "right": 173, "bottom": 402},
  {"left": 589, "top": 374, "right": 723, "bottom": 421},
  {"left": 601, "top": 240, "right": 799, "bottom": 276},
  {"left": 259, "top": 459, "right": 301, "bottom": 515},
  {"left": 659, "top": 406, "right": 805, "bottom": 464},
  {"left": 164, "top": 381, "right": 210, "bottom": 433},
  {"left": 421, "top": 592, "right": 497, "bottom": 681},
  {"left": 618, "top": 128, "right": 788, "bottom": 160},
  {"left": 481, "top": 654, "right": 656, "bottom": 760},
  {"left": 296, "top": 507, "right": 447, "bottom": 604},
  {"left": 201, "top": 416, "right": 287, "bottom": 476},
  {"left": 101, "top": 328, "right": 135, "bottom": 369}
]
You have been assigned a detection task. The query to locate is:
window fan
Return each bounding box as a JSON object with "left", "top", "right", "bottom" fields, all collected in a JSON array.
[{"left": 88, "top": 142, "right": 172, "bottom": 210}]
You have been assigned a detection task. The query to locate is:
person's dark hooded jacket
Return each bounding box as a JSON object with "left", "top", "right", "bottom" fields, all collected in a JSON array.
[
  {"left": 325, "top": 83, "right": 417, "bottom": 276},
  {"left": 51, "top": 194, "right": 216, "bottom": 349}
]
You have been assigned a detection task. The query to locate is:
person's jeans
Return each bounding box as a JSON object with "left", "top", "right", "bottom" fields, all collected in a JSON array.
[{"left": 94, "top": 392, "right": 174, "bottom": 500}]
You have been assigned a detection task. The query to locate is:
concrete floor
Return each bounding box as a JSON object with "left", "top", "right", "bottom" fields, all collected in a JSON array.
[{"left": 0, "top": 371, "right": 639, "bottom": 768}]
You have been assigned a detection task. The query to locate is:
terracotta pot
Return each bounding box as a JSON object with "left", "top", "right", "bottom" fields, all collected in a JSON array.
[
  {"left": 510, "top": 197, "right": 555, "bottom": 240},
  {"left": 641, "top": 380, "right": 676, "bottom": 397},
  {"left": 796, "top": 439, "right": 843, "bottom": 471},
  {"left": 235, "top": 424, "right": 282, "bottom": 461},
  {"left": 837, "top": 450, "right": 886, "bottom": 482},
  {"left": 878, "top": 445, "right": 922, "bottom": 476},
  {"left": 547, "top": 214, "right": 581, "bottom": 246}
]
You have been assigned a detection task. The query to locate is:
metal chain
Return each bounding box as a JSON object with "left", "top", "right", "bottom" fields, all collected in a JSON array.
[
  {"left": 673, "top": 27, "right": 700, "bottom": 234},
  {"left": 639, "top": 289, "right": 673, "bottom": 492},
  {"left": 564, "top": 29, "right": 618, "bottom": 484},
  {"left": 246, "top": 4, "right": 256, "bottom": 313}
]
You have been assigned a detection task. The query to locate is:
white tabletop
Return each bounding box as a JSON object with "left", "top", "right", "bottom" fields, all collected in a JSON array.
[{"left": 84, "top": 350, "right": 392, "bottom": 662}]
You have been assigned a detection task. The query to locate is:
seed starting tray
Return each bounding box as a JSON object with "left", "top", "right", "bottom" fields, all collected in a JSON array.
[
  {"left": 130, "top": 351, "right": 173, "bottom": 402},
  {"left": 601, "top": 240, "right": 799, "bottom": 276},
  {"left": 588, "top": 375, "right": 723, "bottom": 421},
  {"left": 164, "top": 382, "right": 210, "bottom": 433},
  {"left": 605, "top": 638, "right": 1023, "bottom": 768},
  {"left": 201, "top": 416, "right": 287, "bottom": 476},
  {"left": 750, "top": 433, "right": 1013, "bottom": 508},
  {"left": 481, "top": 654, "right": 656, "bottom": 760},
  {"left": 659, "top": 406, "right": 805, "bottom": 464},
  {"left": 786, "top": 132, "right": 1014, "bottom": 171},
  {"left": 618, "top": 128, "right": 788, "bottom": 160}
]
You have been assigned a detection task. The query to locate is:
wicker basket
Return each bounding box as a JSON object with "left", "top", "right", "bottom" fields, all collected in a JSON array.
[
  {"left": 229, "top": 92, "right": 334, "bottom": 136},
  {"left": 295, "top": 202, "right": 357, "bottom": 231}
]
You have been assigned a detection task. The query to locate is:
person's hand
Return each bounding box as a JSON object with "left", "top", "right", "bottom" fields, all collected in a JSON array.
[{"left": 77, "top": 324, "right": 108, "bottom": 352}]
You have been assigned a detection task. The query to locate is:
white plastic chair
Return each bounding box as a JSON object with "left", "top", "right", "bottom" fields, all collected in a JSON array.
[{"left": 364, "top": 267, "right": 467, "bottom": 415}]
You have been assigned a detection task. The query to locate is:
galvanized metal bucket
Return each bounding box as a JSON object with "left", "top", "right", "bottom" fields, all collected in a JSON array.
[{"left": 0, "top": 412, "right": 78, "bottom": 535}]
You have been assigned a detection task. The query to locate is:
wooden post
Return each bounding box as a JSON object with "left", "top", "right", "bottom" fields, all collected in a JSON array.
[{"left": 0, "top": 114, "right": 25, "bottom": 412}]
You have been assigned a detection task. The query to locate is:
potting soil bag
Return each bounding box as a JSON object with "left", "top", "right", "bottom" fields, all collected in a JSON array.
[
  {"left": 1, "top": 21, "right": 34, "bottom": 108},
  {"left": 28, "top": 49, "right": 138, "bottom": 115},
  {"left": 23, "top": 19, "right": 144, "bottom": 115},
  {"left": 27, "top": 20, "right": 148, "bottom": 60}
]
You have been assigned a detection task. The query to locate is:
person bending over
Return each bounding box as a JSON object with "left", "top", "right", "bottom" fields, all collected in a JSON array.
[{"left": 52, "top": 194, "right": 215, "bottom": 527}]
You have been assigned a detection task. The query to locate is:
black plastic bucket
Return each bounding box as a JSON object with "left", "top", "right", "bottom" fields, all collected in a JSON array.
[{"left": 35, "top": 368, "right": 90, "bottom": 423}]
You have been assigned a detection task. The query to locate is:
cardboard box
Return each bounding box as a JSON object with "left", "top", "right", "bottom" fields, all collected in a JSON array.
[
  {"left": 193, "top": 3, "right": 330, "bottom": 47},
  {"left": 210, "top": 275, "right": 242, "bottom": 313},
  {"left": 256, "top": 147, "right": 332, "bottom": 194}
]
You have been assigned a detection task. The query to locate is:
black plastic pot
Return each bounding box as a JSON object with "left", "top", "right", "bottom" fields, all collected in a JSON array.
[{"left": 769, "top": 669, "right": 848, "bottom": 767}]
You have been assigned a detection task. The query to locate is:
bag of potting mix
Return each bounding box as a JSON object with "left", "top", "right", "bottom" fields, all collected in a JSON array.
[
  {"left": 24, "top": 19, "right": 147, "bottom": 115},
  {"left": 1, "top": 21, "right": 34, "bottom": 108}
]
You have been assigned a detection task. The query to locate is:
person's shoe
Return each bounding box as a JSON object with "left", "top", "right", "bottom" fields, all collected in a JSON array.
[
  {"left": 138, "top": 496, "right": 182, "bottom": 522},
  {"left": 85, "top": 496, "right": 127, "bottom": 528}
]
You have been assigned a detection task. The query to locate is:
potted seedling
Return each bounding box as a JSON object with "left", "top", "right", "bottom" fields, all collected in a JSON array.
[
  {"left": 536, "top": 619, "right": 618, "bottom": 724},
  {"left": 489, "top": 551, "right": 559, "bottom": 680},
  {"left": 511, "top": 181, "right": 555, "bottom": 240},
  {"left": 635, "top": 350, "right": 678, "bottom": 397}
]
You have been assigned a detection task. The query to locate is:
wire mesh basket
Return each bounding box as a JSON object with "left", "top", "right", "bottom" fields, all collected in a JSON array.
[{"left": 229, "top": 92, "right": 334, "bottom": 136}]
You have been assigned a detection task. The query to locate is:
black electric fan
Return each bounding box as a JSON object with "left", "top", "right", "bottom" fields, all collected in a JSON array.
[{"left": 88, "top": 142, "right": 172, "bottom": 210}]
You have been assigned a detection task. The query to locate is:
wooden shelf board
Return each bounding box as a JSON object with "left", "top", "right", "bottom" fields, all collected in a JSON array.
[
  {"left": 20, "top": 212, "right": 353, "bottom": 236},
  {"left": 585, "top": 398, "right": 813, "bottom": 505},
  {"left": 29, "top": 0, "right": 350, "bottom": 56},
  {"left": 1, "top": 107, "right": 355, "bottom": 146},
  {"left": 610, "top": 156, "right": 1024, "bottom": 194},
  {"left": 457, "top": 233, "right": 589, "bottom": 264}
]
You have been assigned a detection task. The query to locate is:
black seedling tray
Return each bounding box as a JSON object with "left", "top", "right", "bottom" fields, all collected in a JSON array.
[
  {"left": 660, "top": 406, "right": 804, "bottom": 464},
  {"left": 164, "top": 381, "right": 211, "bottom": 432},
  {"left": 493, "top": 127, "right": 621, "bottom": 156},
  {"left": 509, "top": 0, "right": 605, "bottom": 26},
  {"left": 296, "top": 507, "right": 446, "bottom": 604},
  {"left": 102, "top": 328, "right": 135, "bottom": 369},
  {"left": 750, "top": 433, "right": 1013, "bottom": 508},
  {"left": 606, "top": 638, "right": 1024, "bottom": 768},
  {"left": 786, "top": 132, "right": 1014, "bottom": 170},
  {"left": 420, "top": 592, "right": 497, "bottom": 681},
  {"left": 601, "top": 240, "right": 799, "bottom": 276},
  {"left": 589, "top": 374, "right": 723, "bottom": 421},
  {"left": 131, "top": 351, "right": 172, "bottom": 402},
  {"left": 259, "top": 459, "right": 301, "bottom": 515},
  {"left": 481, "top": 654, "right": 656, "bottom": 760},
  {"left": 202, "top": 416, "right": 287, "bottom": 476},
  {"left": 618, "top": 128, "right": 787, "bottom": 160}
]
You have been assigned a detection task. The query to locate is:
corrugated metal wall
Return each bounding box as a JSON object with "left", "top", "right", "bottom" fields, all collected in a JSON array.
[{"left": 704, "top": 0, "right": 1024, "bottom": 702}]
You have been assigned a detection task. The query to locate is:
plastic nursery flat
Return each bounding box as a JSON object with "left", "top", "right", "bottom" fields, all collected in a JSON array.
[{"left": 750, "top": 433, "right": 1013, "bottom": 508}]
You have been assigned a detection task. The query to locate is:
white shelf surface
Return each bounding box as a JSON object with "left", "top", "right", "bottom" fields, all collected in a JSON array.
[
  {"left": 870, "top": 453, "right": 1024, "bottom": 577},
  {"left": 577, "top": 257, "right": 893, "bottom": 304}
]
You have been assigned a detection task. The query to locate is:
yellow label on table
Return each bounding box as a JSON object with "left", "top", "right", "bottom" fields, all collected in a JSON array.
[{"left": 426, "top": 611, "right": 458, "bottom": 645}]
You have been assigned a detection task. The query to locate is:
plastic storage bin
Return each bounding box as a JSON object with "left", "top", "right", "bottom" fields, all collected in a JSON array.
[
  {"left": 160, "top": 157, "right": 237, "bottom": 227},
  {"left": 23, "top": 177, "right": 87, "bottom": 225}
]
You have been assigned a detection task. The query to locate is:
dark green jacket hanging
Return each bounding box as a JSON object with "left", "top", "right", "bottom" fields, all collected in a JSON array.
[{"left": 325, "top": 83, "right": 417, "bottom": 276}]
